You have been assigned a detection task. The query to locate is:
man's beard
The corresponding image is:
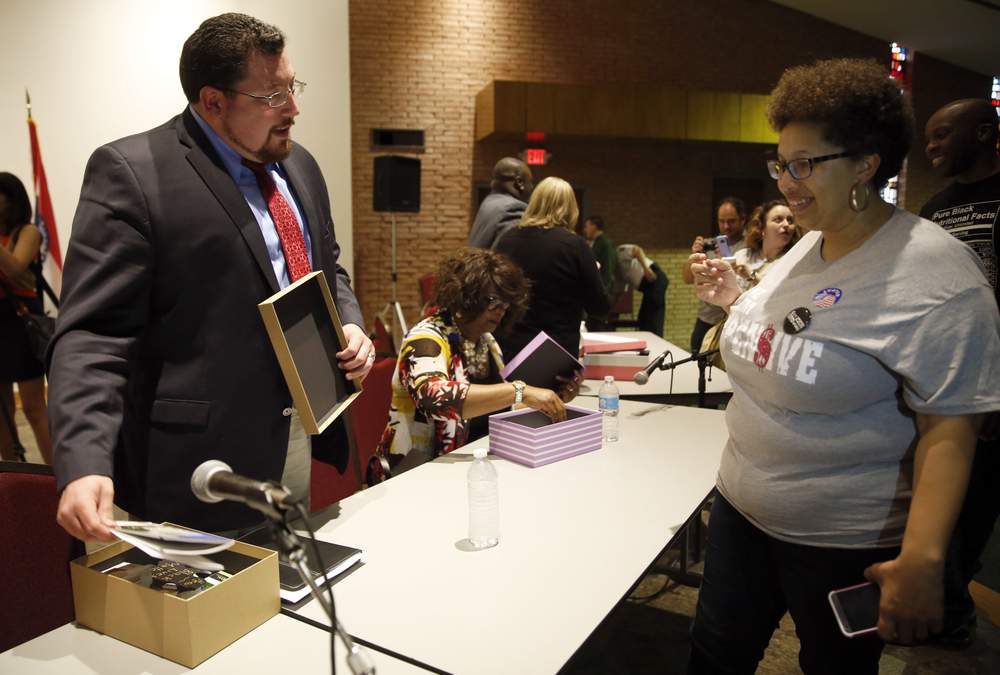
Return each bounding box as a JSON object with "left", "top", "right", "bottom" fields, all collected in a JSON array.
[{"left": 223, "top": 120, "right": 294, "bottom": 163}]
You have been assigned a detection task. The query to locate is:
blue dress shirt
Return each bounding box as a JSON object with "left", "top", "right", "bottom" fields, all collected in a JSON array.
[{"left": 190, "top": 106, "right": 312, "bottom": 289}]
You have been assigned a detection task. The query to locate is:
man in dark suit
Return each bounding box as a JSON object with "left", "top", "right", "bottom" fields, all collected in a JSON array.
[
  {"left": 467, "top": 157, "right": 533, "bottom": 249},
  {"left": 50, "top": 13, "right": 375, "bottom": 541}
]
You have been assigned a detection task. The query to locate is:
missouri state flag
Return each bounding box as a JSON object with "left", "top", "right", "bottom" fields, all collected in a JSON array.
[{"left": 27, "top": 107, "right": 63, "bottom": 305}]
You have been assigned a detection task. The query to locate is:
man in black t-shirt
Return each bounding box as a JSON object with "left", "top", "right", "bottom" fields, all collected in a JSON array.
[
  {"left": 920, "top": 97, "right": 1000, "bottom": 648},
  {"left": 921, "top": 98, "right": 1000, "bottom": 303}
]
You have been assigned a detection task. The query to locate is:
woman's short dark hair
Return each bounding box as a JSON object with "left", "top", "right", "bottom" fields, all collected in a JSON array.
[
  {"left": 0, "top": 172, "right": 32, "bottom": 235},
  {"left": 745, "top": 199, "right": 799, "bottom": 254},
  {"left": 435, "top": 248, "right": 530, "bottom": 334},
  {"left": 767, "top": 58, "right": 914, "bottom": 190},
  {"left": 179, "top": 13, "right": 285, "bottom": 103}
]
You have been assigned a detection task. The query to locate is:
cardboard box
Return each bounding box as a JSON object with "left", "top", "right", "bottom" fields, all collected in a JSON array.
[
  {"left": 583, "top": 352, "right": 649, "bottom": 381},
  {"left": 258, "top": 270, "right": 362, "bottom": 434},
  {"left": 488, "top": 404, "right": 602, "bottom": 468},
  {"left": 70, "top": 531, "right": 279, "bottom": 668}
]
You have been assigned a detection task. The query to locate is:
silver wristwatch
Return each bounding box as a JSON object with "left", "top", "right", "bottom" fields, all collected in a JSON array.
[{"left": 512, "top": 380, "right": 526, "bottom": 406}]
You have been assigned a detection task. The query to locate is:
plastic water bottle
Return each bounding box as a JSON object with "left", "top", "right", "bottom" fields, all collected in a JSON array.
[
  {"left": 468, "top": 446, "right": 499, "bottom": 549},
  {"left": 598, "top": 375, "right": 620, "bottom": 443}
]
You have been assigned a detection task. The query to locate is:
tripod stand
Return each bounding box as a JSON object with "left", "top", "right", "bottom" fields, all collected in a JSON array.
[{"left": 377, "top": 212, "right": 408, "bottom": 351}]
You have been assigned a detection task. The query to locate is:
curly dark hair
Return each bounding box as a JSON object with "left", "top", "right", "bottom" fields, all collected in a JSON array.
[
  {"left": 434, "top": 248, "right": 530, "bottom": 334},
  {"left": 745, "top": 199, "right": 799, "bottom": 254},
  {"left": 179, "top": 13, "right": 285, "bottom": 103},
  {"left": 767, "top": 58, "right": 914, "bottom": 190}
]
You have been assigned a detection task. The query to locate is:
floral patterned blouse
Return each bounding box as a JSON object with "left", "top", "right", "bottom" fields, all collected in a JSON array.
[{"left": 373, "top": 310, "right": 505, "bottom": 478}]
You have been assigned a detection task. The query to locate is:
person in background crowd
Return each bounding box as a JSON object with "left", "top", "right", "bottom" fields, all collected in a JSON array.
[
  {"left": 0, "top": 172, "right": 53, "bottom": 464},
  {"left": 495, "top": 177, "right": 610, "bottom": 359},
  {"left": 49, "top": 13, "right": 374, "bottom": 541},
  {"left": 920, "top": 97, "right": 1000, "bottom": 647},
  {"left": 617, "top": 243, "right": 669, "bottom": 337},
  {"left": 682, "top": 197, "right": 747, "bottom": 353},
  {"left": 688, "top": 58, "right": 1000, "bottom": 674},
  {"left": 581, "top": 215, "right": 617, "bottom": 331},
  {"left": 369, "top": 248, "right": 570, "bottom": 481},
  {"left": 467, "top": 157, "right": 533, "bottom": 249},
  {"left": 731, "top": 199, "right": 799, "bottom": 290}
]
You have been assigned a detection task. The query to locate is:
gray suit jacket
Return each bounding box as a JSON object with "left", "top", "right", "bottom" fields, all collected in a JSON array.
[
  {"left": 48, "top": 109, "right": 363, "bottom": 531},
  {"left": 467, "top": 190, "right": 526, "bottom": 249}
]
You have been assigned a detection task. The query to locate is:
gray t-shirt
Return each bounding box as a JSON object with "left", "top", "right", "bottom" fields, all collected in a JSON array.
[
  {"left": 698, "top": 235, "right": 746, "bottom": 324},
  {"left": 718, "top": 208, "right": 1000, "bottom": 548}
]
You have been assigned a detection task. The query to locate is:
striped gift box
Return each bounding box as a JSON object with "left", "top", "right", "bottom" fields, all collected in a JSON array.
[{"left": 487, "top": 404, "right": 603, "bottom": 468}]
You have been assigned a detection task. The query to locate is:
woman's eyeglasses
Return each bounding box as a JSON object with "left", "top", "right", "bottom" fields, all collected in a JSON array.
[
  {"left": 766, "top": 152, "right": 851, "bottom": 181},
  {"left": 485, "top": 296, "right": 510, "bottom": 311}
]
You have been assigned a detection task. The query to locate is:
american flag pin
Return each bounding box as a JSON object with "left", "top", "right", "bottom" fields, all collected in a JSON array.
[{"left": 812, "top": 288, "right": 843, "bottom": 309}]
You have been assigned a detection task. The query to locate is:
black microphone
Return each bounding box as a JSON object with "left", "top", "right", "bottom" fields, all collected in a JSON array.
[
  {"left": 633, "top": 349, "right": 671, "bottom": 385},
  {"left": 191, "top": 460, "right": 296, "bottom": 520}
]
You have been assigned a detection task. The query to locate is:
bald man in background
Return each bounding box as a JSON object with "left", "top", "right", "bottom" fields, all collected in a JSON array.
[
  {"left": 920, "top": 97, "right": 1000, "bottom": 648},
  {"left": 467, "top": 157, "right": 534, "bottom": 249}
]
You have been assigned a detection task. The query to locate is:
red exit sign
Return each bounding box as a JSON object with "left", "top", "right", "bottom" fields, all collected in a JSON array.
[{"left": 524, "top": 148, "right": 548, "bottom": 166}]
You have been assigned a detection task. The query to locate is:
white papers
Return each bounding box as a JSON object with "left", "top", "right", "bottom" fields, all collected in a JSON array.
[{"left": 111, "top": 521, "right": 234, "bottom": 572}]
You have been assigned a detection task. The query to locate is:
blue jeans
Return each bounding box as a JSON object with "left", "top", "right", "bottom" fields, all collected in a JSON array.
[{"left": 688, "top": 494, "right": 898, "bottom": 675}]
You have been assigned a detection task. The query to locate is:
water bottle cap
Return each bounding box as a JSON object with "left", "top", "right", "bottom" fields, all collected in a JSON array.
[
  {"left": 472, "top": 446, "right": 488, "bottom": 459},
  {"left": 604, "top": 375, "right": 614, "bottom": 383}
]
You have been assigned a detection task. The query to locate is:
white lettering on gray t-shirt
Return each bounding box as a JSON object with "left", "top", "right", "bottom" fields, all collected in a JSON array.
[{"left": 717, "top": 209, "right": 1000, "bottom": 548}]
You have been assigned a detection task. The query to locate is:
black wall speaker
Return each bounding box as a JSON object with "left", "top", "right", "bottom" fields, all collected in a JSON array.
[{"left": 373, "top": 155, "right": 421, "bottom": 213}]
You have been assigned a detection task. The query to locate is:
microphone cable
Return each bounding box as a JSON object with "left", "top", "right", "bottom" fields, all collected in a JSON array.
[{"left": 293, "top": 500, "right": 339, "bottom": 674}]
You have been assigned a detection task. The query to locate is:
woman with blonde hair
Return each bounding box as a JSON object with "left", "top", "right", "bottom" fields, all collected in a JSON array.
[{"left": 495, "top": 176, "right": 610, "bottom": 359}]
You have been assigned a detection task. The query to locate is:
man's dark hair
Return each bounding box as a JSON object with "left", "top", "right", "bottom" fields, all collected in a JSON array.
[
  {"left": 179, "top": 13, "right": 285, "bottom": 103},
  {"left": 717, "top": 196, "right": 747, "bottom": 219},
  {"left": 767, "top": 58, "right": 914, "bottom": 190},
  {"left": 586, "top": 215, "right": 605, "bottom": 230},
  {"left": 0, "top": 172, "right": 33, "bottom": 235},
  {"left": 435, "top": 248, "right": 530, "bottom": 334}
]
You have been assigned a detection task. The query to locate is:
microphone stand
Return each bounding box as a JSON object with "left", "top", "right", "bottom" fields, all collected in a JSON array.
[
  {"left": 264, "top": 507, "right": 375, "bottom": 675},
  {"left": 656, "top": 349, "right": 719, "bottom": 409}
]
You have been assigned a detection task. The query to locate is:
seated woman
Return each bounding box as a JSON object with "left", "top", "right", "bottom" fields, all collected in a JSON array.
[
  {"left": 495, "top": 176, "right": 610, "bottom": 359},
  {"left": 370, "top": 249, "right": 573, "bottom": 481},
  {"left": 731, "top": 199, "right": 799, "bottom": 290}
]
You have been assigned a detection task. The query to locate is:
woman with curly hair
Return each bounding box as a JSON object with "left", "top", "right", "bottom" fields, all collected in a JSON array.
[
  {"left": 370, "top": 248, "right": 568, "bottom": 481},
  {"left": 688, "top": 59, "right": 1000, "bottom": 673},
  {"left": 730, "top": 199, "right": 799, "bottom": 290},
  {"left": 495, "top": 176, "right": 611, "bottom": 359}
]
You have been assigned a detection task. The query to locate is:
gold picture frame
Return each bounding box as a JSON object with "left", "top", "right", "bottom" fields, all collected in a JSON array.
[{"left": 258, "top": 271, "right": 362, "bottom": 435}]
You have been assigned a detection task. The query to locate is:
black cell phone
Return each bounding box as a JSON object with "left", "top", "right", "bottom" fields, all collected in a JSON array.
[{"left": 828, "top": 582, "right": 880, "bottom": 638}]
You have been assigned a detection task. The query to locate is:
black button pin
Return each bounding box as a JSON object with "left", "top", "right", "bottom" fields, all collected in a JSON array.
[{"left": 783, "top": 307, "right": 812, "bottom": 335}]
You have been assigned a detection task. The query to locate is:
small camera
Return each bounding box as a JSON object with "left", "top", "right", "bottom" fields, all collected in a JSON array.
[{"left": 702, "top": 235, "right": 732, "bottom": 257}]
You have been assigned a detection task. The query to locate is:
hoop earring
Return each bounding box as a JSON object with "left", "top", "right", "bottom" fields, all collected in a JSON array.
[{"left": 849, "top": 182, "right": 871, "bottom": 212}]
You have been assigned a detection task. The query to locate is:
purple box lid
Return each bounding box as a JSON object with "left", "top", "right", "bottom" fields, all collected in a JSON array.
[{"left": 500, "top": 331, "right": 583, "bottom": 390}]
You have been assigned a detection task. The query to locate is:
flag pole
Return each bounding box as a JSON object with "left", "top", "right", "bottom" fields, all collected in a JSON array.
[{"left": 26, "top": 88, "right": 31, "bottom": 120}]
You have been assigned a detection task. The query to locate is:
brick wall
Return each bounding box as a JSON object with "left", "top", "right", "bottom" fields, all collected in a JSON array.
[{"left": 348, "top": 0, "right": 987, "bottom": 345}]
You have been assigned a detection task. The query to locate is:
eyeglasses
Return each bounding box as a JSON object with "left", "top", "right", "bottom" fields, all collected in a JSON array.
[
  {"left": 766, "top": 152, "right": 851, "bottom": 181},
  {"left": 226, "top": 80, "right": 306, "bottom": 108},
  {"left": 485, "top": 296, "right": 510, "bottom": 311}
]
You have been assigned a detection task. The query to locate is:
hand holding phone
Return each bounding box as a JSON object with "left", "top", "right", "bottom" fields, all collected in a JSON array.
[{"left": 828, "top": 582, "right": 880, "bottom": 638}]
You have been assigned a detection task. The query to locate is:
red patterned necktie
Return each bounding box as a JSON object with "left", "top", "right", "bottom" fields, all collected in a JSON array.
[{"left": 243, "top": 160, "right": 312, "bottom": 282}]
